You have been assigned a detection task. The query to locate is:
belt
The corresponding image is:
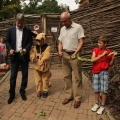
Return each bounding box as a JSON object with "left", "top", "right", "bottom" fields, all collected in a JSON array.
[
  {"left": 15, "top": 51, "right": 21, "bottom": 54},
  {"left": 63, "top": 49, "right": 75, "bottom": 54},
  {"left": 15, "top": 51, "right": 20, "bottom": 53},
  {"left": 15, "top": 51, "right": 22, "bottom": 55}
]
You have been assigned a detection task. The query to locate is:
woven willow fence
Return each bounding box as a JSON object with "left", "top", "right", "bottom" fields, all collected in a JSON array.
[
  {"left": 70, "top": 0, "right": 120, "bottom": 119},
  {"left": 0, "top": 14, "right": 42, "bottom": 38},
  {"left": 71, "top": 0, "right": 120, "bottom": 72}
]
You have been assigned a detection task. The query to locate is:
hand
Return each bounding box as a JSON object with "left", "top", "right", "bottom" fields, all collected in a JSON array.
[
  {"left": 32, "top": 31, "right": 38, "bottom": 34},
  {"left": 71, "top": 53, "right": 76, "bottom": 59},
  {"left": 31, "top": 58, "right": 34, "bottom": 62},
  {"left": 112, "top": 52, "right": 118, "bottom": 59},
  {"left": 22, "top": 49, "right": 26, "bottom": 54},
  {"left": 58, "top": 51, "right": 63, "bottom": 57},
  {"left": 39, "top": 60, "right": 44, "bottom": 65},
  {"left": 101, "top": 51, "right": 108, "bottom": 57},
  {"left": 10, "top": 49, "right": 15, "bottom": 55},
  {"left": 31, "top": 58, "right": 37, "bottom": 63},
  {"left": 113, "top": 51, "right": 118, "bottom": 56}
]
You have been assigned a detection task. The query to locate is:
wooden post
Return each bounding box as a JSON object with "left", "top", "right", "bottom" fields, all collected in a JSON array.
[
  {"left": 65, "top": 6, "right": 69, "bottom": 12},
  {"left": 43, "top": 15, "right": 46, "bottom": 34},
  {"left": 41, "top": 15, "right": 44, "bottom": 33}
]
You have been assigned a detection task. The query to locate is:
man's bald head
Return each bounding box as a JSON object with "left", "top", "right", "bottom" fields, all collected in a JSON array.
[
  {"left": 60, "top": 12, "right": 71, "bottom": 19},
  {"left": 60, "top": 12, "right": 72, "bottom": 28}
]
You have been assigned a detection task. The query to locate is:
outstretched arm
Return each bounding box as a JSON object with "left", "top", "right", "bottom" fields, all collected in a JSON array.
[{"left": 91, "top": 51, "right": 108, "bottom": 62}]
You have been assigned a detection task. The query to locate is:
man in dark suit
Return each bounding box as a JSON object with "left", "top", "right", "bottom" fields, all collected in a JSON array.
[{"left": 6, "top": 13, "right": 32, "bottom": 104}]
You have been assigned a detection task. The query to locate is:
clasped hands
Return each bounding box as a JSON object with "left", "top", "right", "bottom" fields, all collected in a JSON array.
[
  {"left": 31, "top": 58, "right": 44, "bottom": 65},
  {"left": 10, "top": 49, "right": 26, "bottom": 55},
  {"left": 101, "top": 51, "right": 118, "bottom": 58}
]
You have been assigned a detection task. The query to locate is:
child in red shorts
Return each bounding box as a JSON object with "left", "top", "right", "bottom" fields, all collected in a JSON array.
[{"left": 91, "top": 36, "right": 117, "bottom": 114}]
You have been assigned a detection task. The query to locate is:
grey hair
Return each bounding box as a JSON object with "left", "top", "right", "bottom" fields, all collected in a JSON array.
[{"left": 16, "top": 13, "right": 25, "bottom": 21}]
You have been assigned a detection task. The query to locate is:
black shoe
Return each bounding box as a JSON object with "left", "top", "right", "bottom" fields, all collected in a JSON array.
[
  {"left": 21, "top": 94, "right": 27, "bottom": 101},
  {"left": 8, "top": 97, "right": 15, "bottom": 104},
  {"left": 41, "top": 92, "right": 48, "bottom": 99}
]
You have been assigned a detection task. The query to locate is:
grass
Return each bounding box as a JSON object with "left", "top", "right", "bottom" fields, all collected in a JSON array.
[{"left": 0, "top": 76, "right": 3, "bottom": 80}]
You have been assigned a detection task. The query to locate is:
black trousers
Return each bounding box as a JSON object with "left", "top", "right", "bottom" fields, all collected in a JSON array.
[{"left": 9, "top": 53, "right": 29, "bottom": 97}]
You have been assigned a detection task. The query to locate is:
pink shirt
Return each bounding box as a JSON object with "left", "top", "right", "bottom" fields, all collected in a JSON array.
[{"left": 0, "top": 45, "right": 5, "bottom": 51}]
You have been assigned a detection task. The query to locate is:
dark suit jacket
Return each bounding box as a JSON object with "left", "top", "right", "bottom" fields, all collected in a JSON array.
[{"left": 6, "top": 26, "right": 33, "bottom": 63}]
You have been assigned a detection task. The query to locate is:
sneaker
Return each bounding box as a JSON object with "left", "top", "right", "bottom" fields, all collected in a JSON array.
[
  {"left": 41, "top": 92, "right": 48, "bottom": 99},
  {"left": 97, "top": 106, "right": 105, "bottom": 115},
  {"left": 91, "top": 104, "right": 100, "bottom": 112},
  {"left": 37, "top": 92, "right": 42, "bottom": 98}
]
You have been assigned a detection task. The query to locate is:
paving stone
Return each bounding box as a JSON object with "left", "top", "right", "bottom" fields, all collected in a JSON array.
[
  {"left": 48, "top": 116, "right": 57, "bottom": 120},
  {"left": 43, "top": 101, "right": 55, "bottom": 107},
  {"left": 64, "top": 111, "right": 78, "bottom": 119},
  {"left": 16, "top": 107, "right": 25, "bottom": 114},
  {"left": 48, "top": 106, "right": 53, "bottom": 111},
  {"left": 41, "top": 104, "right": 50, "bottom": 110},
  {"left": 53, "top": 98, "right": 61, "bottom": 103},
  {"left": 1, "top": 110, "right": 14, "bottom": 117},
  {"left": 49, "top": 109, "right": 61, "bottom": 118},
  {"left": 57, "top": 116, "right": 64, "bottom": 120},
  {"left": 78, "top": 113, "right": 87, "bottom": 119},
  {"left": 21, "top": 111, "right": 35, "bottom": 119},
  {"left": 0, "top": 67, "right": 109, "bottom": 120},
  {"left": 14, "top": 112, "right": 22, "bottom": 117},
  {"left": 59, "top": 110, "right": 65, "bottom": 117},
  {"left": 26, "top": 104, "right": 37, "bottom": 112},
  {"left": 0, "top": 116, "right": 9, "bottom": 120},
  {"left": 11, "top": 104, "right": 20, "bottom": 110},
  {"left": 83, "top": 109, "right": 88, "bottom": 115},
  {"left": 62, "top": 116, "right": 77, "bottom": 120}
]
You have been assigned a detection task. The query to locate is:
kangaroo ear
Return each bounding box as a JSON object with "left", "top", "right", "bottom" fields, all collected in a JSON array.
[
  {"left": 36, "top": 33, "right": 45, "bottom": 40},
  {"left": 42, "top": 33, "right": 45, "bottom": 36}
]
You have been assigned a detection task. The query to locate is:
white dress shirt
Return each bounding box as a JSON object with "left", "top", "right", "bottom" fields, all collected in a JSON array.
[{"left": 16, "top": 26, "right": 23, "bottom": 52}]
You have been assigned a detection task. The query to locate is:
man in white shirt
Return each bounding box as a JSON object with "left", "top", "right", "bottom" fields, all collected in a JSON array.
[{"left": 58, "top": 12, "right": 85, "bottom": 108}]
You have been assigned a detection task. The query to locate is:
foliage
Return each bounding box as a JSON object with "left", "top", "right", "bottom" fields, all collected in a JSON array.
[
  {"left": 21, "top": 0, "right": 41, "bottom": 14},
  {"left": 0, "top": 5, "right": 21, "bottom": 19},
  {"left": 0, "top": 0, "right": 66, "bottom": 21},
  {"left": 0, "top": 0, "right": 21, "bottom": 21},
  {"left": 22, "top": 0, "right": 65, "bottom": 14},
  {"left": 75, "top": 0, "right": 80, "bottom": 4}
]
